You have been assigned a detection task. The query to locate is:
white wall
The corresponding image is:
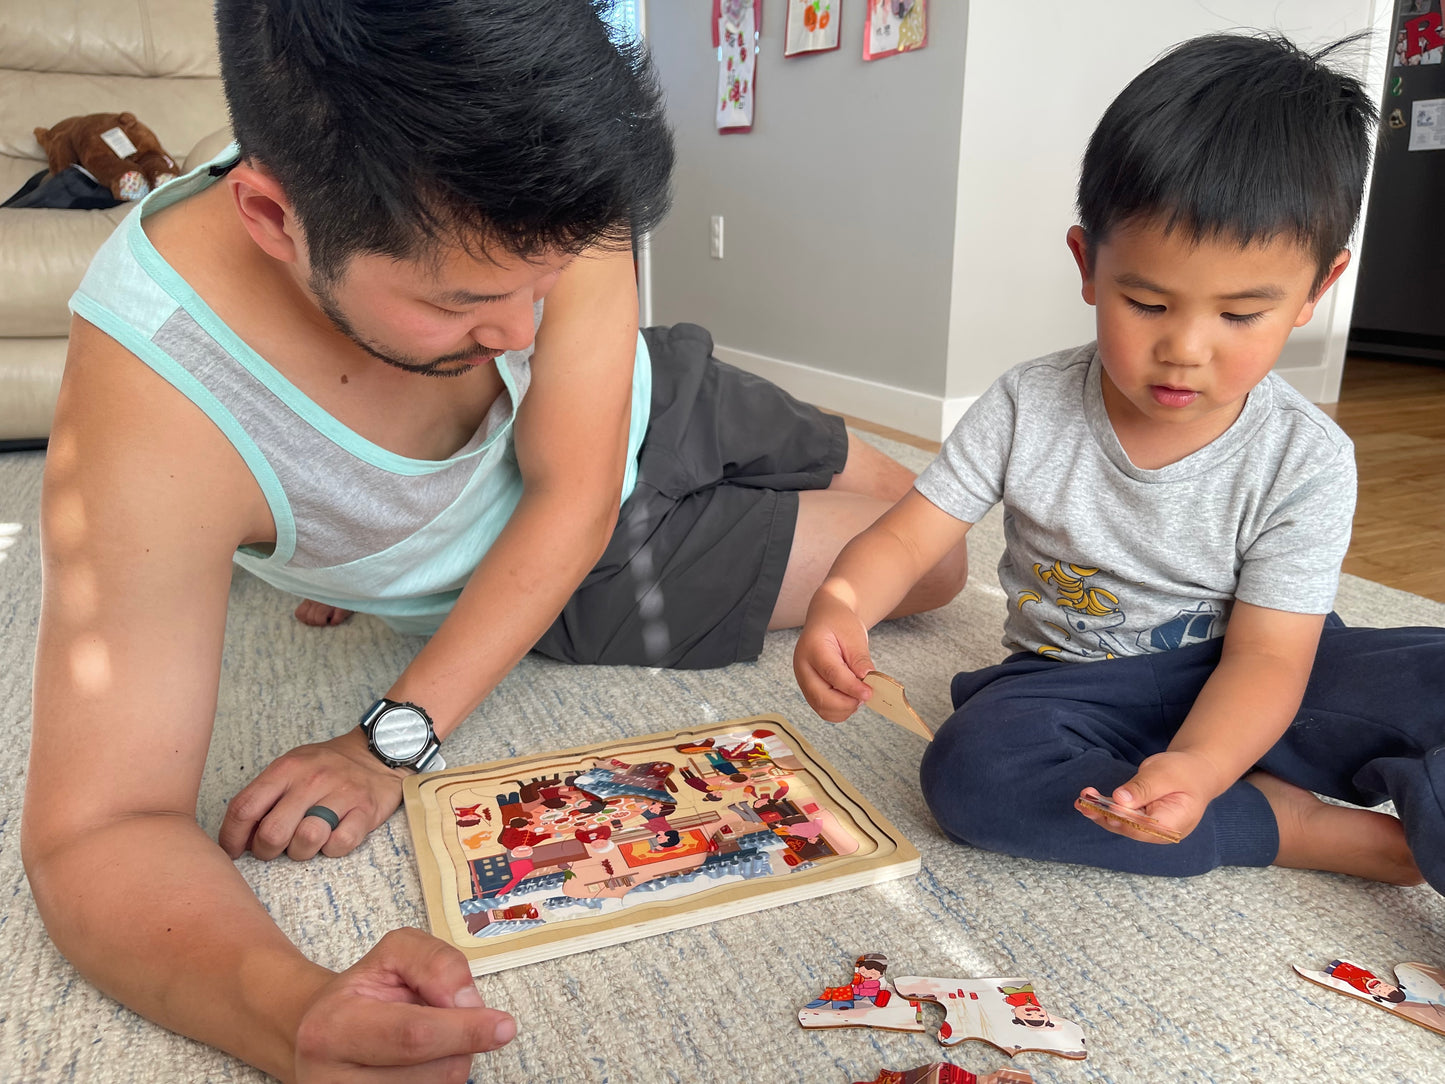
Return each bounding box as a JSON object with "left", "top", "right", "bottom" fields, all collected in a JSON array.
[{"left": 645, "top": 1, "right": 1390, "bottom": 441}]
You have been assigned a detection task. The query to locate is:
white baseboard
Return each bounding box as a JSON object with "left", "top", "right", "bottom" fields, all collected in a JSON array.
[{"left": 711, "top": 344, "right": 972, "bottom": 444}]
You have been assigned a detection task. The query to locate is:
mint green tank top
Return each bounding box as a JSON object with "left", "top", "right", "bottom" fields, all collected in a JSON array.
[{"left": 69, "top": 147, "right": 652, "bottom": 635}]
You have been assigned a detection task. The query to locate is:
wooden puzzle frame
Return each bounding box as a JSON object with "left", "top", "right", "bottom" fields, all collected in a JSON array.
[{"left": 403, "top": 715, "right": 920, "bottom": 975}]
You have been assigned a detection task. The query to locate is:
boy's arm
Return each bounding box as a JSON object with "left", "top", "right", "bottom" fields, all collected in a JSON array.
[
  {"left": 218, "top": 244, "right": 639, "bottom": 861},
  {"left": 794, "top": 490, "right": 972, "bottom": 721},
  {"left": 25, "top": 321, "right": 513, "bottom": 1080},
  {"left": 1082, "top": 601, "right": 1326, "bottom": 842}
]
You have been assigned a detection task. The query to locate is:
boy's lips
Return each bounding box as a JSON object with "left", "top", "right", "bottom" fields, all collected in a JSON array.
[{"left": 1150, "top": 384, "right": 1199, "bottom": 408}]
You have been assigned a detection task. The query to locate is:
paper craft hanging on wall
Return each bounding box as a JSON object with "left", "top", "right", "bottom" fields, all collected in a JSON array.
[
  {"left": 1395, "top": 1, "right": 1444, "bottom": 67},
  {"left": 864, "top": 0, "right": 928, "bottom": 61},
  {"left": 785, "top": 0, "right": 842, "bottom": 57},
  {"left": 716, "top": 0, "right": 761, "bottom": 133}
]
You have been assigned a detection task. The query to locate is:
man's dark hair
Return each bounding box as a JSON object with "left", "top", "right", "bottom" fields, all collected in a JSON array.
[
  {"left": 1077, "top": 33, "right": 1377, "bottom": 293},
  {"left": 215, "top": 0, "right": 674, "bottom": 281}
]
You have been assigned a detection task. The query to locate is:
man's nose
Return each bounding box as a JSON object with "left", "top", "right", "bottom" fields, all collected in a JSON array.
[{"left": 473, "top": 297, "right": 537, "bottom": 353}]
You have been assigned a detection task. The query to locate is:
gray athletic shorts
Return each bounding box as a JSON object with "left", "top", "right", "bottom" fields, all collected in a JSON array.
[{"left": 532, "top": 323, "right": 849, "bottom": 670}]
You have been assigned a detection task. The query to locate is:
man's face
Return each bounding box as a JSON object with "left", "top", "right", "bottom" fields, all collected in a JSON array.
[
  {"left": 1069, "top": 219, "right": 1339, "bottom": 451},
  {"left": 306, "top": 240, "right": 574, "bottom": 377}
]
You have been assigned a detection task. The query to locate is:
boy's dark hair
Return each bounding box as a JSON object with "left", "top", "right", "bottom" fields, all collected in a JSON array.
[
  {"left": 1077, "top": 33, "right": 1377, "bottom": 293},
  {"left": 215, "top": 0, "right": 674, "bottom": 282}
]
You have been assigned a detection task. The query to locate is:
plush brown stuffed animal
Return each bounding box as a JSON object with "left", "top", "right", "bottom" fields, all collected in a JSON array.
[{"left": 33, "top": 112, "right": 179, "bottom": 202}]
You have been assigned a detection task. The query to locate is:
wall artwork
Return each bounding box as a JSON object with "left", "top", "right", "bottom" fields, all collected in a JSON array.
[
  {"left": 863, "top": 0, "right": 927, "bottom": 62},
  {"left": 716, "top": 0, "right": 761, "bottom": 132},
  {"left": 1395, "top": 0, "right": 1444, "bottom": 66},
  {"left": 785, "top": 0, "right": 842, "bottom": 57}
]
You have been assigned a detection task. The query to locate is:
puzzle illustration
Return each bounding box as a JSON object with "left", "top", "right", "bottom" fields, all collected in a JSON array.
[
  {"left": 1294, "top": 959, "right": 1445, "bottom": 1036},
  {"left": 403, "top": 716, "right": 919, "bottom": 974},
  {"left": 798, "top": 952, "right": 926, "bottom": 1033},
  {"left": 892, "top": 976, "right": 1088, "bottom": 1059}
]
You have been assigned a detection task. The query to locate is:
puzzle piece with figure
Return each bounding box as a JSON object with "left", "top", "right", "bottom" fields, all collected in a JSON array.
[
  {"left": 798, "top": 952, "right": 926, "bottom": 1033},
  {"left": 852, "top": 1064, "right": 1034, "bottom": 1084},
  {"left": 1294, "top": 959, "right": 1445, "bottom": 1036},
  {"left": 890, "top": 976, "right": 1087, "bottom": 1059}
]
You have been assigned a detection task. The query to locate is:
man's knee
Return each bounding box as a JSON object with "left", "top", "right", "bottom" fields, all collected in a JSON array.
[{"left": 917, "top": 541, "right": 968, "bottom": 614}]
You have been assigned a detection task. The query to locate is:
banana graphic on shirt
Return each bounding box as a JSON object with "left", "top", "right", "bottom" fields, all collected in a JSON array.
[{"left": 1018, "top": 560, "right": 1125, "bottom": 657}]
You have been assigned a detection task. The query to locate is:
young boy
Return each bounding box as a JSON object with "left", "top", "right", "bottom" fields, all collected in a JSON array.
[{"left": 794, "top": 33, "right": 1445, "bottom": 895}]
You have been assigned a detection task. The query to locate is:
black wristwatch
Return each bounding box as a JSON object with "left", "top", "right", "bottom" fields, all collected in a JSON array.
[{"left": 360, "top": 698, "right": 445, "bottom": 772}]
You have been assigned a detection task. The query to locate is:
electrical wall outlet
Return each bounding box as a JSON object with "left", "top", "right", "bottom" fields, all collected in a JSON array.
[{"left": 710, "top": 214, "right": 724, "bottom": 259}]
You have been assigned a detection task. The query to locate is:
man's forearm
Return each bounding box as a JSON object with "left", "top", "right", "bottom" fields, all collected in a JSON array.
[
  {"left": 26, "top": 813, "right": 330, "bottom": 1080},
  {"left": 384, "top": 488, "right": 618, "bottom": 737}
]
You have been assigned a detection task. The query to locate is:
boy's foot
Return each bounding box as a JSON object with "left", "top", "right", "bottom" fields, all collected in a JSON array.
[
  {"left": 294, "top": 599, "right": 354, "bottom": 627},
  {"left": 1245, "top": 771, "right": 1424, "bottom": 886}
]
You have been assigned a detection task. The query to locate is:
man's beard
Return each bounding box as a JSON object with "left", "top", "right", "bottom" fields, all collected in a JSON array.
[{"left": 310, "top": 272, "right": 500, "bottom": 378}]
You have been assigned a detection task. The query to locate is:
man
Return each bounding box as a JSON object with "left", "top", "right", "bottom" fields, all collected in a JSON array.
[{"left": 22, "top": 2, "right": 966, "bottom": 1079}]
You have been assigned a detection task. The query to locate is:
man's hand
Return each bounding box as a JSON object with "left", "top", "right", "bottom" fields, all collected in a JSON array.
[
  {"left": 294, "top": 928, "right": 516, "bottom": 1084},
  {"left": 220, "top": 728, "right": 408, "bottom": 861},
  {"left": 793, "top": 589, "right": 876, "bottom": 722},
  {"left": 1078, "top": 749, "right": 1228, "bottom": 844}
]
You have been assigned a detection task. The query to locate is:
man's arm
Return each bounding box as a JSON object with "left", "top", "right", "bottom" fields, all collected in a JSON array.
[
  {"left": 1081, "top": 601, "right": 1326, "bottom": 842},
  {"left": 24, "top": 320, "right": 513, "bottom": 1080},
  {"left": 219, "top": 245, "right": 641, "bottom": 862}
]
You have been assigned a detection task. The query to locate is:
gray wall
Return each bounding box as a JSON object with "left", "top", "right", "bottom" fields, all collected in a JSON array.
[{"left": 646, "top": 0, "right": 967, "bottom": 399}]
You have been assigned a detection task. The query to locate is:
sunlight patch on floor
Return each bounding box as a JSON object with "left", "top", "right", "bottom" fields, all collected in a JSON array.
[{"left": 0, "top": 522, "right": 21, "bottom": 565}]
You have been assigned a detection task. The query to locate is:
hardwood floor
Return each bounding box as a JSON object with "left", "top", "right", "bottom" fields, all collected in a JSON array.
[
  {"left": 1320, "top": 357, "right": 1445, "bottom": 604},
  {"left": 839, "top": 355, "right": 1445, "bottom": 604}
]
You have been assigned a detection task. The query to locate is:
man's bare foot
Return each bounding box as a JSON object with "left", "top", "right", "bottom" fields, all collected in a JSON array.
[
  {"left": 1246, "top": 771, "right": 1424, "bottom": 886},
  {"left": 294, "top": 599, "right": 354, "bottom": 627}
]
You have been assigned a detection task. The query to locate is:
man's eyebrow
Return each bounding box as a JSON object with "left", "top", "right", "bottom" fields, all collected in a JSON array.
[
  {"left": 1113, "top": 271, "right": 1287, "bottom": 302},
  {"left": 432, "top": 289, "right": 510, "bottom": 306}
]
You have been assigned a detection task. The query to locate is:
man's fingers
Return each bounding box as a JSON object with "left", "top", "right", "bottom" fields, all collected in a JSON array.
[
  {"left": 218, "top": 774, "right": 288, "bottom": 858},
  {"left": 320, "top": 806, "right": 372, "bottom": 858},
  {"left": 341, "top": 1053, "right": 475, "bottom": 1084},
  {"left": 340, "top": 1000, "right": 516, "bottom": 1066}
]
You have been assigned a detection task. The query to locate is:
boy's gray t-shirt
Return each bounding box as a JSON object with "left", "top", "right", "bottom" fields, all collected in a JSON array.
[{"left": 915, "top": 344, "right": 1356, "bottom": 661}]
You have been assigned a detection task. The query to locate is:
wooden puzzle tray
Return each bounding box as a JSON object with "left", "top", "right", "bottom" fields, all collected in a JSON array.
[{"left": 403, "top": 714, "right": 920, "bottom": 975}]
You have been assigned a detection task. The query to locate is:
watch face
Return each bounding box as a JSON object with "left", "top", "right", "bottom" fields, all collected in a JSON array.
[{"left": 374, "top": 706, "right": 429, "bottom": 761}]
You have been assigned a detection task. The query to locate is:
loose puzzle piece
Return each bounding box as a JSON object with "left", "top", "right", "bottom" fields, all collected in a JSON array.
[
  {"left": 798, "top": 952, "right": 926, "bottom": 1034},
  {"left": 852, "top": 1065, "right": 1035, "bottom": 1084},
  {"left": 1293, "top": 959, "right": 1445, "bottom": 1037},
  {"left": 1074, "top": 791, "right": 1183, "bottom": 844},
  {"left": 863, "top": 671, "right": 933, "bottom": 741},
  {"left": 891, "top": 977, "right": 1088, "bottom": 1060}
]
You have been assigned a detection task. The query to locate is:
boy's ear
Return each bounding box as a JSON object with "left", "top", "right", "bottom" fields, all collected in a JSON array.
[
  {"left": 226, "top": 162, "right": 304, "bottom": 266},
  {"left": 1066, "top": 225, "right": 1097, "bottom": 306},
  {"left": 1295, "top": 250, "right": 1352, "bottom": 327}
]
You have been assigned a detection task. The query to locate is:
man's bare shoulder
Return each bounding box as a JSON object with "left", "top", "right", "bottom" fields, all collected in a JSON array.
[{"left": 48, "top": 315, "right": 273, "bottom": 550}]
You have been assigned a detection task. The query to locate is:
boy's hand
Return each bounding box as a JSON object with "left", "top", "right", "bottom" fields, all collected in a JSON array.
[
  {"left": 793, "top": 591, "right": 876, "bottom": 722},
  {"left": 294, "top": 928, "right": 516, "bottom": 1083},
  {"left": 219, "top": 728, "right": 409, "bottom": 862},
  {"left": 1080, "top": 750, "right": 1226, "bottom": 843}
]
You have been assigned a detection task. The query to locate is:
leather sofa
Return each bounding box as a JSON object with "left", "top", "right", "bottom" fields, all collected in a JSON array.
[{"left": 0, "top": 0, "right": 231, "bottom": 445}]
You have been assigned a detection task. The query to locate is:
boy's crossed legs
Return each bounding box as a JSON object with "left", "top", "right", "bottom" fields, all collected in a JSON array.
[{"left": 920, "top": 618, "right": 1444, "bottom": 892}]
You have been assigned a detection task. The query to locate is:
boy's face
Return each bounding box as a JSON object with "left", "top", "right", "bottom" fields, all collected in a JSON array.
[{"left": 1068, "top": 219, "right": 1347, "bottom": 455}]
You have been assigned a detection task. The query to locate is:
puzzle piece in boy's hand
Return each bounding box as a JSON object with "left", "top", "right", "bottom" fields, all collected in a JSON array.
[
  {"left": 862, "top": 671, "right": 933, "bottom": 741},
  {"left": 1294, "top": 959, "right": 1445, "bottom": 1037},
  {"left": 798, "top": 952, "right": 926, "bottom": 1034},
  {"left": 1074, "top": 791, "right": 1183, "bottom": 844},
  {"left": 852, "top": 1064, "right": 1035, "bottom": 1084},
  {"left": 891, "top": 977, "right": 1088, "bottom": 1060}
]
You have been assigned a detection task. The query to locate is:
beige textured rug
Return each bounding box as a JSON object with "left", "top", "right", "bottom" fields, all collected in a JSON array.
[{"left": 2, "top": 437, "right": 1443, "bottom": 1084}]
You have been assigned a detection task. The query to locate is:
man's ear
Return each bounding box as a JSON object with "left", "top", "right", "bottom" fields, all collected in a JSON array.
[
  {"left": 226, "top": 162, "right": 303, "bottom": 265},
  {"left": 1294, "top": 249, "right": 1352, "bottom": 328},
  {"left": 1066, "top": 225, "right": 1097, "bottom": 306}
]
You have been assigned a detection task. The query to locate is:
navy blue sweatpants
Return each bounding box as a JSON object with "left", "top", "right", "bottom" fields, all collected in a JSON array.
[{"left": 918, "top": 619, "right": 1445, "bottom": 894}]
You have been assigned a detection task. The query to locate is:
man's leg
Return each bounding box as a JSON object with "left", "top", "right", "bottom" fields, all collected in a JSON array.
[{"left": 769, "top": 447, "right": 969, "bottom": 630}]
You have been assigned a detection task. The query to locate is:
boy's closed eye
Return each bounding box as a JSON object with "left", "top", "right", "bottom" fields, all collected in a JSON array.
[{"left": 1124, "top": 296, "right": 1268, "bottom": 325}]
